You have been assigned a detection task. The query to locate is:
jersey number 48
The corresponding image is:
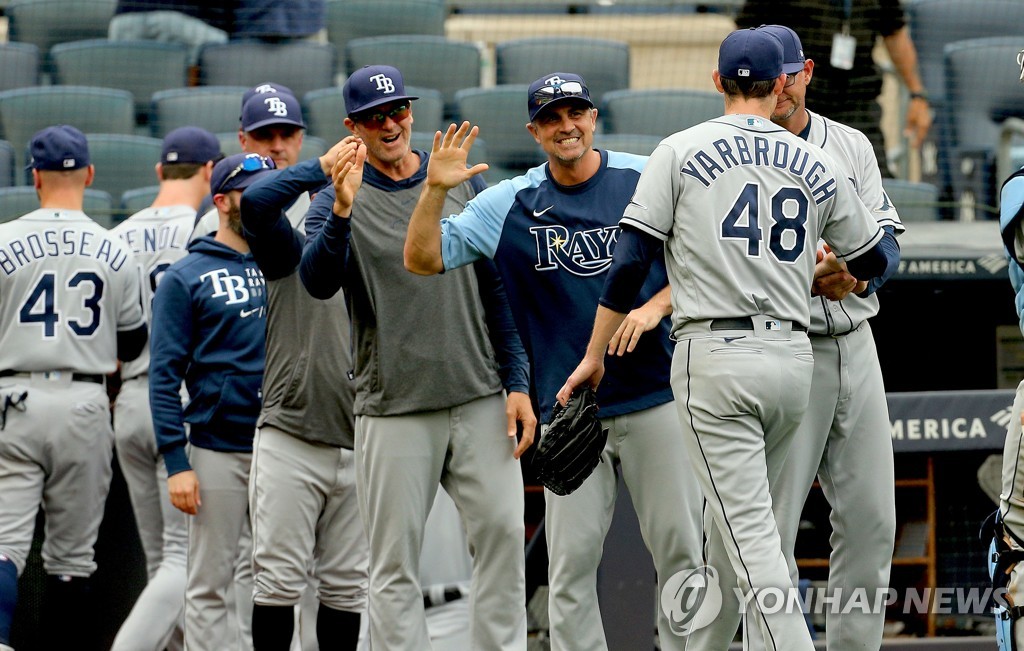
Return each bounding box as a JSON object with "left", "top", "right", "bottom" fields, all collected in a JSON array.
[{"left": 721, "top": 183, "right": 808, "bottom": 263}]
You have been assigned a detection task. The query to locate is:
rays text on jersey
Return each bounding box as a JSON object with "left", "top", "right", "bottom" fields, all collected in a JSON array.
[
  {"left": 0, "top": 227, "right": 128, "bottom": 276},
  {"left": 680, "top": 134, "right": 837, "bottom": 205},
  {"left": 530, "top": 224, "right": 617, "bottom": 276}
]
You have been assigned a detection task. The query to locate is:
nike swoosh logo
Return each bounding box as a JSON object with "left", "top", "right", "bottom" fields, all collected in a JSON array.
[
  {"left": 533, "top": 205, "right": 554, "bottom": 217},
  {"left": 240, "top": 307, "right": 260, "bottom": 318},
  {"left": 723, "top": 336, "right": 746, "bottom": 343}
]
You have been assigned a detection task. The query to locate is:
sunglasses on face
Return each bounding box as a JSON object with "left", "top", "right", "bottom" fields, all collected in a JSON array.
[
  {"left": 354, "top": 102, "right": 411, "bottom": 128},
  {"left": 784, "top": 71, "right": 799, "bottom": 87},
  {"left": 531, "top": 81, "right": 587, "bottom": 108}
]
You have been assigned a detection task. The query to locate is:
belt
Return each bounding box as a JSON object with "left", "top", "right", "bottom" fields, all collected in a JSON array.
[
  {"left": 710, "top": 317, "right": 807, "bottom": 333},
  {"left": 0, "top": 369, "right": 105, "bottom": 385},
  {"left": 423, "top": 585, "right": 465, "bottom": 609},
  {"left": 809, "top": 330, "right": 855, "bottom": 338}
]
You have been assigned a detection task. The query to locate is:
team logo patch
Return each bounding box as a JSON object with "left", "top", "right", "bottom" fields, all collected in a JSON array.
[
  {"left": 369, "top": 73, "right": 396, "bottom": 94},
  {"left": 264, "top": 96, "right": 289, "bottom": 117}
]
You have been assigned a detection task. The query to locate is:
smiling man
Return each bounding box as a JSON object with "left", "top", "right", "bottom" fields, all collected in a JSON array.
[{"left": 403, "top": 72, "right": 704, "bottom": 651}]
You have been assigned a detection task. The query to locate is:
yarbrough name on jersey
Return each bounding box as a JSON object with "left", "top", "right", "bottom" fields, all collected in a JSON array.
[
  {"left": 530, "top": 224, "right": 618, "bottom": 277},
  {"left": 0, "top": 227, "right": 129, "bottom": 276}
]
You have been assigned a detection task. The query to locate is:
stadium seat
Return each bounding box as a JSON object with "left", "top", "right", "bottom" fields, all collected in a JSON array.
[
  {"left": 0, "top": 43, "right": 40, "bottom": 93},
  {"left": 0, "top": 141, "right": 16, "bottom": 188},
  {"left": 303, "top": 85, "right": 444, "bottom": 144},
  {"left": 216, "top": 133, "right": 329, "bottom": 163},
  {"left": 495, "top": 37, "right": 630, "bottom": 107},
  {"left": 454, "top": 85, "right": 545, "bottom": 180},
  {"left": 85, "top": 134, "right": 163, "bottom": 204},
  {"left": 0, "top": 186, "right": 115, "bottom": 227},
  {"left": 593, "top": 133, "right": 663, "bottom": 157},
  {"left": 325, "top": 0, "right": 446, "bottom": 75},
  {"left": 346, "top": 36, "right": 481, "bottom": 118},
  {"left": 944, "top": 36, "right": 1024, "bottom": 217},
  {"left": 121, "top": 185, "right": 161, "bottom": 216},
  {"left": 198, "top": 41, "right": 336, "bottom": 104},
  {"left": 0, "top": 86, "right": 135, "bottom": 169},
  {"left": 51, "top": 40, "right": 189, "bottom": 123},
  {"left": 150, "top": 86, "right": 249, "bottom": 138},
  {"left": 6, "top": 0, "right": 116, "bottom": 74},
  {"left": 881, "top": 178, "right": 941, "bottom": 223},
  {"left": 602, "top": 88, "right": 721, "bottom": 139}
]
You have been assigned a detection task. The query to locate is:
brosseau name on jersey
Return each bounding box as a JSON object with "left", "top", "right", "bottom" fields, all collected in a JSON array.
[
  {"left": 118, "top": 223, "right": 191, "bottom": 256},
  {"left": 0, "top": 226, "right": 129, "bottom": 276},
  {"left": 680, "top": 128, "right": 837, "bottom": 204}
]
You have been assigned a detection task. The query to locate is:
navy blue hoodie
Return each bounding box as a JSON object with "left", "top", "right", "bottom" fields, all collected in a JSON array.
[{"left": 150, "top": 235, "right": 267, "bottom": 476}]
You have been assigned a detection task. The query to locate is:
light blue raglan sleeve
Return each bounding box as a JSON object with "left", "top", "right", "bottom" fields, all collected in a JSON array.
[
  {"left": 1000, "top": 174, "right": 1024, "bottom": 334},
  {"left": 439, "top": 176, "right": 528, "bottom": 270}
]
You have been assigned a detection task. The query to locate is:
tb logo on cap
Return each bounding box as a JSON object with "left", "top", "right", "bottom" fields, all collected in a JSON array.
[
  {"left": 545, "top": 75, "right": 565, "bottom": 86},
  {"left": 265, "top": 97, "right": 289, "bottom": 117},
  {"left": 369, "top": 73, "right": 396, "bottom": 94}
]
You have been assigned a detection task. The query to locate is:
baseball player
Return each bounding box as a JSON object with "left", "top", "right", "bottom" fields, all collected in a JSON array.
[
  {"left": 557, "top": 29, "right": 891, "bottom": 651},
  {"left": 404, "top": 73, "right": 703, "bottom": 651},
  {"left": 109, "top": 126, "right": 222, "bottom": 651},
  {"left": 690, "top": 25, "right": 903, "bottom": 651},
  {"left": 150, "top": 152, "right": 272, "bottom": 651},
  {"left": 989, "top": 47, "right": 1024, "bottom": 651},
  {"left": 238, "top": 139, "right": 368, "bottom": 650},
  {"left": 193, "top": 83, "right": 309, "bottom": 240},
  {"left": 299, "top": 64, "right": 533, "bottom": 650},
  {"left": 0, "top": 125, "right": 147, "bottom": 651}
]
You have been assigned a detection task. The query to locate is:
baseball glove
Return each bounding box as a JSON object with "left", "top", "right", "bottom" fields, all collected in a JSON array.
[{"left": 533, "top": 387, "right": 608, "bottom": 496}]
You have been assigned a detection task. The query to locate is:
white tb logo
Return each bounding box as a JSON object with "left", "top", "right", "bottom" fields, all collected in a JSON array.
[
  {"left": 264, "top": 96, "right": 289, "bottom": 116},
  {"left": 545, "top": 75, "right": 565, "bottom": 86},
  {"left": 200, "top": 268, "right": 249, "bottom": 305},
  {"left": 253, "top": 84, "right": 277, "bottom": 94},
  {"left": 369, "top": 73, "right": 395, "bottom": 94}
]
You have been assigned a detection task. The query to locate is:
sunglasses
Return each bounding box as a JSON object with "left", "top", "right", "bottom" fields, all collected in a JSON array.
[
  {"left": 219, "top": 153, "right": 273, "bottom": 191},
  {"left": 784, "top": 71, "right": 799, "bottom": 87},
  {"left": 531, "top": 81, "right": 587, "bottom": 108},
  {"left": 354, "top": 102, "right": 411, "bottom": 128}
]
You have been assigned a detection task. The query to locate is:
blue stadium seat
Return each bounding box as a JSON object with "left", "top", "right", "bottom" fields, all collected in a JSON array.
[
  {"left": 602, "top": 88, "right": 721, "bottom": 138},
  {"left": 121, "top": 185, "right": 161, "bottom": 216},
  {"left": 0, "top": 186, "right": 115, "bottom": 227},
  {"left": 455, "top": 85, "right": 545, "bottom": 180},
  {"left": 150, "top": 86, "right": 249, "bottom": 138},
  {"left": 199, "top": 41, "right": 336, "bottom": 103},
  {"left": 6, "top": 0, "right": 115, "bottom": 74},
  {"left": 881, "top": 178, "right": 940, "bottom": 223},
  {"left": 0, "top": 43, "right": 40, "bottom": 93},
  {"left": 495, "top": 37, "right": 630, "bottom": 107},
  {"left": 86, "top": 134, "right": 163, "bottom": 204},
  {"left": 593, "top": 133, "right": 663, "bottom": 157},
  {"left": 325, "top": 0, "right": 446, "bottom": 75}
]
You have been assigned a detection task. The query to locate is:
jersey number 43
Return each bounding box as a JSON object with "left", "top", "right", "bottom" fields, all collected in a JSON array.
[
  {"left": 19, "top": 270, "right": 104, "bottom": 338},
  {"left": 721, "top": 183, "right": 808, "bottom": 263}
]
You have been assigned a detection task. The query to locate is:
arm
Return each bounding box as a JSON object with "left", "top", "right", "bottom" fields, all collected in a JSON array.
[
  {"left": 299, "top": 140, "right": 366, "bottom": 299},
  {"left": 117, "top": 323, "right": 148, "bottom": 361},
  {"left": 882, "top": 26, "right": 932, "bottom": 148},
  {"left": 241, "top": 156, "right": 333, "bottom": 280},
  {"left": 405, "top": 122, "right": 489, "bottom": 275},
  {"left": 814, "top": 226, "right": 900, "bottom": 299},
  {"left": 607, "top": 284, "right": 671, "bottom": 357},
  {"left": 557, "top": 226, "right": 662, "bottom": 404},
  {"left": 473, "top": 259, "right": 535, "bottom": 458},
  {"left": 148, "top": 270, "right": 194, "bottom": 478}
]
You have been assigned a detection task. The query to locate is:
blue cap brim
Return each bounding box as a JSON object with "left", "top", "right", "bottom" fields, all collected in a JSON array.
[{"left": 348, "top": 94, "right": 419, "bottom": 117}]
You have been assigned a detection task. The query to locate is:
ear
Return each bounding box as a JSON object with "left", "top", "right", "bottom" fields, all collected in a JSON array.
[
  {"left": 238, "top": 128, "right": 246, "bottom": 149},
  {"left": 83, "top": 164, "right": 95, "bottom": 188},
  {"left": 155, "top": 162, "right": 164, "bottom": 182},
  {"left": 203, "top": 160, "right": 214, "bottom": 182},
  {"left": 212, "top": 192, "right": 229, "bottom": 212},
  {"left": 803, "top": 58, "right": 815, "bottom": 84},
  {"left": 32, "top": 169, "right": 41, "bottom": 190},
  {"left": 344, "top": 117, "right": 357, "bottom": 135},
  {"left": 712, "top": 70, "right": 725, "bottom": 94},
  {"left": 772, "top": 74, "right": 786, "bottom": 96},
  {"left": 526, "top": 121, "right": 540, "bottom": 144}
]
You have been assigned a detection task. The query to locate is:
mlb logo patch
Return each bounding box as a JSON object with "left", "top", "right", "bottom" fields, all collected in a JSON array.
[
  {"left": 62, "top": 158, "right": 75, "bottom": 168},
  {"left": 738, "top": 69, "right": 750, "bottom": 77},
  {"left": 746, "top": 118, "right": 763, "bottom": 127},
  {"left": 765, "top": 320, "right": 781, "bottom": 331}
]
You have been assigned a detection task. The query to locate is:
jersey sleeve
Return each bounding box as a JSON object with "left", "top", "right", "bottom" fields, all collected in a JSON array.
[
  {"left": 439, "top": 180, "right": 519, "bottom": 270},
  {"left": 820, "top": 173, "right": 885, "bottom": 263},
  {"left": 620, "top": 143, "right": 679, "bottom": 241}
]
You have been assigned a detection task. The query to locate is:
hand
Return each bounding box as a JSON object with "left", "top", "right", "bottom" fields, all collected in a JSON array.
[
  {"left": 319, "top": 135, "right": 359, "bottom": 177},
  {"left": 332, "top": 139, "right": 367, "bottom": 217},
  {"left": 555, "top": 357, "right": 605, "bottom": 407},
  {"left": 168, "top": 470, "right": 201, "bottom": 515},
  {"left": 904, "top": 97, "right": 932, "bottom": 149},
  {"left": 426, "top": 122, "right": 489, "bottom": 191},
  {"left": 506, "top": 391, "right": 537, "bottom": 459},
  {"left": 608, "top": 303, "right": 663, "bottom": 356}
]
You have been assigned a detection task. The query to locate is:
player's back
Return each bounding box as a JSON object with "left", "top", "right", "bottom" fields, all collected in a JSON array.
[
  {"left": 625, "top": 114, "right": 881, "bottom": 332},
  {"left": 112, "top": 205, "right": 196, "bottom": 379},
  {"left": 0, "top": 209, "right": 144, "bottom": 374}
]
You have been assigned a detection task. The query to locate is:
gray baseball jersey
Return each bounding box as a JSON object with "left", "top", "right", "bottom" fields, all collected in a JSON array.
[
  {"left": 694, "top": 109, "right": 902, "bottom": 651},
  {"left": 0, "top": 208, "right": 144, "bottom": 581},
  {"left": 622, "top": 114, "right": 883, "bottom": 331},
  {"left": 623, "top": 114, "right": 882, "bottom": 651},
  {"left": 109, "top": 204, "right": 196, "bottom": 651}
]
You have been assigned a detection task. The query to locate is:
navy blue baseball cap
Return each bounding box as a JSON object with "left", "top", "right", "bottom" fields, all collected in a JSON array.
[
  {"left": 527, "top": 72, "right": 595, "bottom": 121},
  {"left": 343, "top": 65, "right": 418, "bottom": 116},
  {"left": 28, "top": 124, "right": 89, "bottom": 171},
  {"left": 718, "top": 28, "right": 784, "bottom": 81},
  {"left": 241, "top": 91, "right": 305, "bottom": 132},
  {"left": 759, "top": 25, "right": 806, "bottom": 75},
  {"left": 161, "top": 126, "right": 221, "bottom": 165},
  {"left": 240, "top": 82, "right": 295, "bottom": 115},
  {"left": 210, "top": 152, "right": 276, "bottom": 195}
]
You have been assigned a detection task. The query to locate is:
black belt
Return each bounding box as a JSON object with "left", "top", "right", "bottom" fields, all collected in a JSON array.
[
  {"left": 423, "top": 586, "right": 464, "bottom": 609},
  {"left": 809, "top": 329, "right": 855, "bottom": 338},
  {"left": 0, "top": 370, "right": 105, "bottom": 385},
  {"left": 710, "top": 317, "right": 807, "bottom": 333}
]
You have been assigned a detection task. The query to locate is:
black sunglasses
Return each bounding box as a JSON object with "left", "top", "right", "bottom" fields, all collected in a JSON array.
[{"left": 354, "top": 102, "right": 411, "bottom": 128}]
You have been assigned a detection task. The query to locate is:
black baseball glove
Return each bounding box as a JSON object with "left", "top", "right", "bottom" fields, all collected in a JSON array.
[{"left": 533, "top": 387, "right": 608, "bottom": 496}]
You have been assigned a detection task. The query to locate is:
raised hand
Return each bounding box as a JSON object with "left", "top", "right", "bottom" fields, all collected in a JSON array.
[
  {"left": 332, "top": 139, "right": 367, "bottom": 217},
  {"left": 426, "top": 122, "right": 489, "bottom": 191}
]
